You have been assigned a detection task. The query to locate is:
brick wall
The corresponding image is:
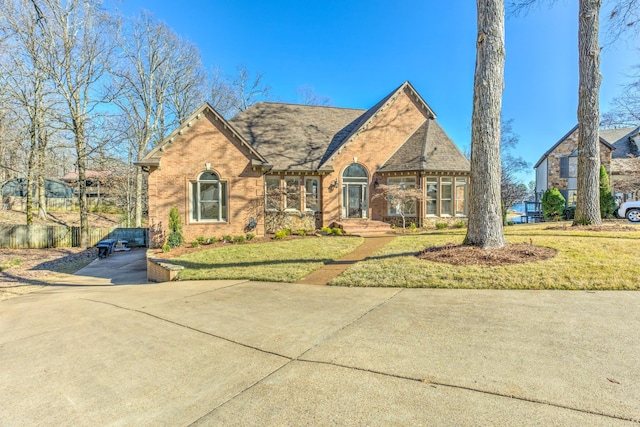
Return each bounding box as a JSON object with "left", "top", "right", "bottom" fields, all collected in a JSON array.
[
  {"left": 320, "top": 87, "right": 427, "bottom": 227},
  {"left": 147, "top": 109, "right": 264, "bottom": 247}
]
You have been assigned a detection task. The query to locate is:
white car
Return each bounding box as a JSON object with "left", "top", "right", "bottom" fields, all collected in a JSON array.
[{"left": 618, "top": 201, "right": 640, "bottom": 222}]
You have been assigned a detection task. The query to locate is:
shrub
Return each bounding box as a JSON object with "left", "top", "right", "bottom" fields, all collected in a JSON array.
[
  {"left": 284, "top": 228, "right": 292, "bottom": 236},
  {"left": 297, "top": 229, "right": 307, "bottom": 236},
  {"left": 191, "top": 240, "right": 200, "bottom": 248},
  {"left": 506, "top": 220, "right": 515, "bottom": 226},
  {"left": 320, "top": 227, "right": 332, "bottom": 235},
  {"left": 409, "top": 222, "right": 418, "bottom": 232},
  {"left": 454, "top": 221, "right": 466, "bottom": 228},
  {"left": 167, "top": 207, "right": 184, "bottom": 248},
  {"left": 563, "top": 206, "right": 576, "bottom": 220},
  {"left": 600, "top": 165, "right": 616, "bottom": 219},
  {"left": 274, "top": 230, "right": 288, "bottom": 240},
  {"left": 222, "top": 234, "right": 233, "bottom": 243},
  {"left": 542, "top": 188, "right": 565, "bottom": 221},
  {"left": 331, "top": 227, "right": 343, "bottom": 236},
  {"left": 435, "top": 222, "right": 448, "bottom": 229},
  {"left": 233, "top": 235, "right": 245, "bottom": 243},
  {"left": 245, "top": 233, "right": 255, "bottom": 241},
  {"left": 195, "top": 236, "right": 206, "bottom": 244},
  {"left": 161, "top": 243, "right": 170, "bottom": 253}
]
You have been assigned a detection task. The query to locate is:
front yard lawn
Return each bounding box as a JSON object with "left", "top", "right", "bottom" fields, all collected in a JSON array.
[
  {"left": 329, "top": 223, "right": 640, "bottom": 290},
  {"left": 171, "top": 237, "right": 364, "bottom": 282}
]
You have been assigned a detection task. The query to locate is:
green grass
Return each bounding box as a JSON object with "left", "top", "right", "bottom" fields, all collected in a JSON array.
[
  {"left": 329, "top": 223, "right": 640, "bottom": 290},
  {"left": 0, "top": 258, "right": 22, "bottom": 272},
  {"left": 172, "top": 237, "right": 364, "bottom": 282}
]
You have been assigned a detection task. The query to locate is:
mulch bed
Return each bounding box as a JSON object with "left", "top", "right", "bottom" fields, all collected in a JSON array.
[{"left": 417, "top": 243, "right": 557, "bottom": 266}]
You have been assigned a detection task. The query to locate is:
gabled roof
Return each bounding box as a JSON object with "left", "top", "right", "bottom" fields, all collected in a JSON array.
[
  {"left": 606, "top": 126, "right": 640, "bottom": 159},
  {"left": 318, "top": 81, "right": 436, "bottom": 168},
  {"left": 228, "top": 103, "right": 365, "bottom": 171},
  {"left": 137, "top": 103, "right": 269, "bottom": 168},
  {"left": 534, "top": 125, "right": 617, "bottom": 168},
  {"left": 378, "top": 119, "right": 470, "bottom": 173}
]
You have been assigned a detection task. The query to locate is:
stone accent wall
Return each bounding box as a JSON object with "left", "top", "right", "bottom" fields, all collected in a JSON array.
[
  {"left": 146, "top": 109, "right": 264, "bottom": 248},
  {"left": 546, "top": 128, "right": 613, "bottom": 191},
  {"left": 264, "top": 211, "right": 317, "bottom": 233}
]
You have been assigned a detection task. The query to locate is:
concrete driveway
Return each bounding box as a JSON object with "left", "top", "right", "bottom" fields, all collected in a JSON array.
[{"left": 1, "top": 278, "right": 639, "bottom": 425}]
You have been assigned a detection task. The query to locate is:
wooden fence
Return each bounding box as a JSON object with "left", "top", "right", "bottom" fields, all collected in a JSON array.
[{"left": 0, "top": 225, "right": 113, "bottom": 248}]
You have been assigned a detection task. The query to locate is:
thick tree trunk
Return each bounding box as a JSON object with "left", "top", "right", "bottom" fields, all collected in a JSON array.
[
  {"left": 574, "top": 0, "right": 603, "bottom": 225},
  {"left": 464, "top": 0, "right": 506, "bottom": 249}
]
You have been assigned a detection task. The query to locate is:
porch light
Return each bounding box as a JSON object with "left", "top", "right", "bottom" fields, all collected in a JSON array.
[{"left": 329, "top": 179, "right": 338, "bottom": 190}]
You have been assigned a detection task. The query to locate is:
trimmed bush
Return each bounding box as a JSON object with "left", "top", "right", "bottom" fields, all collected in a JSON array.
[
  {"left": 331, "top": 227, "right": 343, "bottom": 236},
  {"left": 297, "top": 229, "right": 307, "bottom": 236},
  {"left": 435, "top": 222, "right": 448, "bottom": 229},
  {"left": 320, "top": 227, "right": 332, "bottom": 235},
  {"left": 233, "top": 235, "right": 246, "bottom": 243},
  {"left": 542, "top": 188, "right": 565, "bottom": 221},
  {"left": 191, "top": 241, "right": 200, "bottom": 248},
  {"left": 274, "top": 230, "right": 288, "bottom": 240},
  {"left": 245, "top": 233, "right": 255, "bottom": 241},
  {"left": 563, "top": 206, "right": 576, "bottom": 220},
  {"left": 167, "top": 207, "right": 184, "bottom": 248},
  {"left": 454, "top": 221, "right": 466, "bottom": 228},
  {"left": 222, "top": 235, "right": 233, "bottom": 243},
  {"left": 409, "top": 222, "right": 418, "bottom": 232},
  {"left": 161, "top": 243, "right": 170, "bottom": 253}
]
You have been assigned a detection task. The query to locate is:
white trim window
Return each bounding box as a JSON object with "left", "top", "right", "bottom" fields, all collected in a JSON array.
[
  {"left": 455, "top": 177, "right": 468, "bottom": 216},
  {"left": 265, "top": 176, "right": 281, "bottom": 211},
  {"left": 304, "top": 177, "right": 319, "bottom": 211},
  {"left": 284, "top": 176, "right": 300, "bottom": 211},
  {"left": 441, "top": 177, "right": 453, "bottom": 216},
  {"left": 387, "top": 176, "right": 417, "bottom": 216},
  {"left": 425, "top": 177, "right": 438, "bottom": 216},
  {"left": 191, "top": 171, "right": 227, "bottom": 222}
]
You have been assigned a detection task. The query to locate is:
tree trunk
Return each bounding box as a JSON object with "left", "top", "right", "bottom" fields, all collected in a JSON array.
[
  {"left": 37, "top": 131, "right": 47, "bottom": 220},
  {"left": 464, "top": 0, "right": 507, "bottom": 249},
  {"left": 574, "top": 0, "right": 603, "bottom": 225},
  {"left": 76, "top": 123, "right": 89, "bottom": 248}
]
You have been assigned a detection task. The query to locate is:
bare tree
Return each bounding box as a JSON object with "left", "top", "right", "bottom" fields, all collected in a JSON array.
[
  {"left": 464, "top": 0, "right": 507, "bottom": 249},
  {"left": 38, "top": 0, "right": 114, "bottom": 247},
  {"left": 373, "top": 184, "right": 423, "bottom": 229},
  {"left": 111, "top": 10, "right": 205, "bottom": 227},
  {"left": 296, "top": 84, "right": 331, "bottom": 106},
  {"left": 607, "top": 0, "right": 640, "bottom": 40},
  {"left": 230, "top": 65, "right": 271, "bottom": 114},
  {"left": 602, "top": 62, "right": 640, "bottom": 127},
  {"left": 500, "top": 119, "right": 529, "bottom": 223},
  {"left": 0, "top": 0, "right": 58, "bottom": 222}
]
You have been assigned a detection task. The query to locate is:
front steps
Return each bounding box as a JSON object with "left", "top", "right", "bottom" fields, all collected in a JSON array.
[{"left": 332, "top": 219, "right": 394, "bottom": 235}]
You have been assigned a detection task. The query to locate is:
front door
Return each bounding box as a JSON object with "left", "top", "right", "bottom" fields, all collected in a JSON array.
[{"left": 343, "top": 184, "right": 367, "bottom": 218}]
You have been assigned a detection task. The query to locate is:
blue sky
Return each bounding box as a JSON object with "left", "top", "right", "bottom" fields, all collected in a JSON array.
[{"left": 109, "top": 0, "right": 639, "bottom": 182}]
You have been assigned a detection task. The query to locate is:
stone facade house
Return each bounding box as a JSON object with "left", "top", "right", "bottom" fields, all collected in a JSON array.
[
  {"left": 534, "top": 125, "right": 640, "bottom": 205},
  {"left": 138, "top": 82, "right": 470, "bottom": 247}
]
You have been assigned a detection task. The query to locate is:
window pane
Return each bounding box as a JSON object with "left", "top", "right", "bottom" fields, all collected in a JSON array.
[
  {"left": 305, "top": 178, "right": 319, "bottom": 211},
  {"left": 285, "top": 177, "right": 300, "bottom": 210},
  {"left": 456, "top": 177, "right": 467, "bottom": 216},
  {"left": 343, "top": 164, "right": 367, "bottom": 178},
  {"left": 441, "top": 178, "right": 452, "bottom": 215},
  {"left": 200, "top": 201, "right": 218, "bottom": 220},
  {"left": 426, "top": 177, "right": 438, "bottom": 215},
  {"left": 220, "top": 182, "right": 227, "bottom": 220},
  {"left": 191, "top": 183, "right": 198, "bottom": 221},
  {"left": 265, "top": 176, "right": 280, "bottom": 210},
  {"left": 199, "top": 171, "right": 219, "bottom": 181},
  {"left": 200, "top": 182, "right": 218, "bottom": 202}
]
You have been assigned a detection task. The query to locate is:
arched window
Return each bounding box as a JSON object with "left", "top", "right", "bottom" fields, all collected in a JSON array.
[
  {"left": 343, "top": 163, "right": 368, "bottom": 179},
  {"left": 191, "top": 171, "right": 227, "bottom": 222}
]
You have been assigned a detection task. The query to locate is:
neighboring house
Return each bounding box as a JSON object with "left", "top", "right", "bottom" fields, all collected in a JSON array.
[
  {"left": 137, "top": 81, "right": 470, "bottom": 247},
  {"left": 534, "top": 125, "right": 640, "bottom": 205},
  {"left": 61, "top": 170, "right": 115, "bottom": 203},
  {"left": 2, "top": 178, "right": 73, "bottom": 210}
]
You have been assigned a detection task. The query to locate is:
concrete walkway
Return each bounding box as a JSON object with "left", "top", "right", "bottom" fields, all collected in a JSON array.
[
  {"left": 1, "top": 281, "right": 638, "bottom": 425},
  {"left": 297, "top": 234, "right": 396, "bottom": 285}
]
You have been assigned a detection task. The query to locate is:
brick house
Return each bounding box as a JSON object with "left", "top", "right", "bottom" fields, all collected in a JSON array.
[
  {"left": 534, "top": 125, "right": 640, "bottom": 205},
  {"left": 138, "top": 81, "right": 470, "bottom": 247}
]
